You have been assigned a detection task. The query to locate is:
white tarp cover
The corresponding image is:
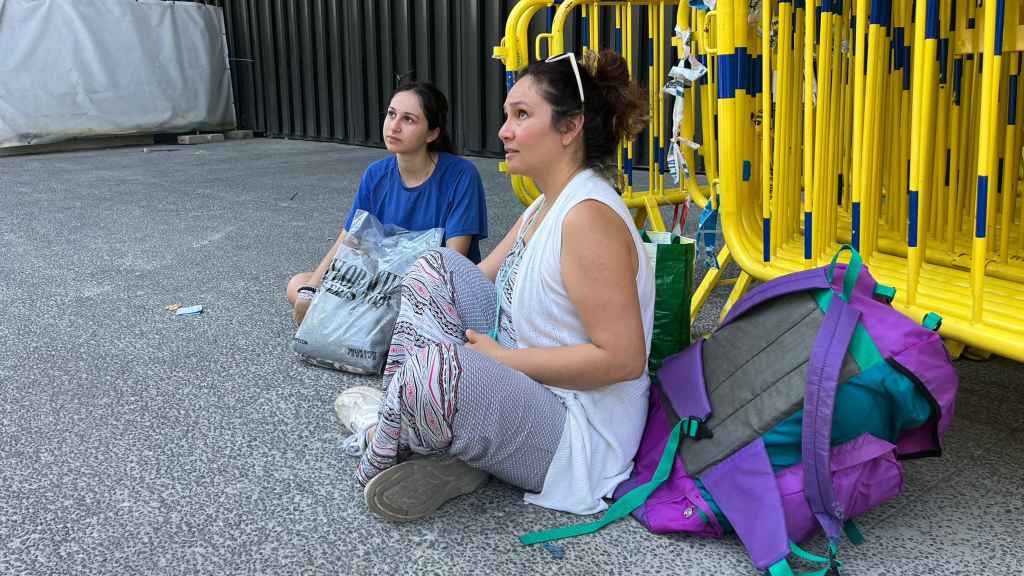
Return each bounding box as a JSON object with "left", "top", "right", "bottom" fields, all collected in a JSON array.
[{"left": 0, "top": 0, "right": 236, "bottom": 148}]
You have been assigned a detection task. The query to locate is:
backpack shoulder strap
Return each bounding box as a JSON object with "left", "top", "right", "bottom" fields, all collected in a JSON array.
[
  {"left": 802, "top": 248, "right": 864, "bottom": 543},
  {"left": 656, "top": 338, "right": 712, "bottom": 420},
  {"left": 700, "top": 439, "right": 790, "bottom": 571}
]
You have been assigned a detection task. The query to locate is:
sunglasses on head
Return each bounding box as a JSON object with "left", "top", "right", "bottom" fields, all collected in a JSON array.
[{"left": 545, "top": 51, "right": 585, "bottom": 105}]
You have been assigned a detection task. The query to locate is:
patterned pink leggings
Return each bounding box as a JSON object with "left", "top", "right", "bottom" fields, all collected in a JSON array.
[{"left": 356, "top": 249, "right": 565, "bottom": 492}]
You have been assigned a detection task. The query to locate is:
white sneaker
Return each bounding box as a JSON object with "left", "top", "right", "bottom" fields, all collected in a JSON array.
[{"left": 335, "top": 386, "right": 384, "bottom": 456}]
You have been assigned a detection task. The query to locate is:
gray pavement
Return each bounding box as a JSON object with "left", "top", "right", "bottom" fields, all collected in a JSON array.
[{"left": 1, "top": 138, "right": 1021, "bottom": 575}]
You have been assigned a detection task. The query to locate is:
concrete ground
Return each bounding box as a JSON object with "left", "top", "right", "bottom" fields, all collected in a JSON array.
[{"left": 1, "top": 138, "right": 1021, "bottom": 575}]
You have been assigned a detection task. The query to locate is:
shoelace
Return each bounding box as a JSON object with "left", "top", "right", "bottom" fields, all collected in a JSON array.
[{"left": 340, "top": 423, "right": 372, "bottom": 457}]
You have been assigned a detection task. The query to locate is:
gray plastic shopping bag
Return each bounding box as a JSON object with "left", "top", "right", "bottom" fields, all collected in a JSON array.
[{"left": 293, "top": 210, "right": 443, "bottom": 374}]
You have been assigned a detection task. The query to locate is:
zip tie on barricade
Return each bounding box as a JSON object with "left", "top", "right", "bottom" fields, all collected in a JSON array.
[{"left": 697, "top": 202, "right": 720, "bottom": 270}]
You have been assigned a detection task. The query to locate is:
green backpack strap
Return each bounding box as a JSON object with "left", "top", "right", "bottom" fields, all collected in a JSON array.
[
  {"left": 824, "top": 244, "right": 863, "bottom": 303},
  {"left": 872, "top": 283, "right": 897, "bottom": 304},
  {"left": 766, "top": 541, "right": 843, "bottom": 576},
  {"left": 922, "top": 312, "right": 943, "bottom": 331},
  {"left": 519, "top": 420, "right": 685, "bottom": 545},
  {"left": 843, "top": 519, "right": 866, "bottom": 545}
]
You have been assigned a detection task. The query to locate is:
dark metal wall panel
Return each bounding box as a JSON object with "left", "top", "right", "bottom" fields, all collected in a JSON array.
[
  {"left": 457, "top": 2, "right": 483, "bottom": 153},
  {"left": 285, "top": 2, "right": 303, "bottom": 137},
  {"left": 431, "top": 0, "right": 454, "bottom": 123},
  {"left": 413, "top": 0, "right": 434, "bottom": 81},
  {"left": 363, "top": 0, "right": 383, "bottom": 146},
  {"left": 326, "top": 0, "right": 347, "bottom": 142},
  {"left": 482, "top": 2, "right": 508, "bottom": 153},
  {"left": 257, "top": 0, "right": 278, "bottom": 136},
  {"left": 312, "top": 0, "right": 332, "bottom": 140},
  {"left": 272, "top": 1, "right": 291, "bottom": 135},
  {"left": 391, "top": 0, "right": 414, "bottom": 83},
  {"left": 234, "top": 0, "right": 261, "bottom": 132},
  {"left": 346, "top": 1, "right": 369, "bottom": 142},
  {"left": 297, "top": 1, "right": 318, "bottom": 139},
  {"left": 216, "top": 0, "right": 666, "bottom": 159}
]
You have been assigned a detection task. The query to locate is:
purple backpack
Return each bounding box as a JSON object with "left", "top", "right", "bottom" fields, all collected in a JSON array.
[{"left": 521, "top": 248, "right": 958, "bottom": 575}]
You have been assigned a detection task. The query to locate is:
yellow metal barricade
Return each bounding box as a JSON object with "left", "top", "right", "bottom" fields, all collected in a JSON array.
[{"left": 713, "top": 0, "right": 1024, "bottom": 361}]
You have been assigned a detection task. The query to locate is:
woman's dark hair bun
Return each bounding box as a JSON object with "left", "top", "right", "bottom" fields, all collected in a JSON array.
[{"left": 583, "top": 50, "right": 647, "bottom": 145}]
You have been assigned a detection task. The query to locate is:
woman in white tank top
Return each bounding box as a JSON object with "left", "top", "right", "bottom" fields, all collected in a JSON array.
[{"left": 338, "top": 50, "right": 654, "bottom": 521}]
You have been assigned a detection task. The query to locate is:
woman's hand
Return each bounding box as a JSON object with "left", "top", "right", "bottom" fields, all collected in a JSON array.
[{"left": 465, "top": 329, "right": 507, "bottom": 363}]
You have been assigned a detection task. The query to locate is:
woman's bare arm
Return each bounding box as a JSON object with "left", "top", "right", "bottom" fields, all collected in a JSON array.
[
  {"left": 476, "top": 212, "right": 525, "bottom": 282},
  {"left": 466, "top": 200, "right": 646, "bottom": 389}
]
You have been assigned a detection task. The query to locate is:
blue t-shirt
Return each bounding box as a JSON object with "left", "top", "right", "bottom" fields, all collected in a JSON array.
[{"left": 344, "top": 152, "right": 488, "bottom": 263}]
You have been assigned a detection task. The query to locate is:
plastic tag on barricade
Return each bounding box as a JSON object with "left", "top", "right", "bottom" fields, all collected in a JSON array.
[
  {"left": 697, "top": 203, "right": 720, "bottom": 270},
  {"left": 667, "top": 138, "right": 701, "bottom": 184},
  {"left": 674, "top": 27, "right": 695, "bottom": 61},
  {"left": 664, "top": 79, "right": 686, "bottom": 98},
  {"left": 668, "top": 54, "right": 707, "bottom": 85}
]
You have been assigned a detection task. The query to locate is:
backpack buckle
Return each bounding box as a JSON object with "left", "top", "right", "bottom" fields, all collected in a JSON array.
[{"left": 683, "top": 417, "right": 713, "bottom": 440}]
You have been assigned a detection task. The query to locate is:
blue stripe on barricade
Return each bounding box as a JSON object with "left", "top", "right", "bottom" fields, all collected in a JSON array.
[
  {"left": 976, "top": 176, "right": 988, "bottom": 238},
  {"left": 998, "top": 159, "right": 1005, "bottom": 198},
  {"left": 903, "top": 46, "right": 912, "bottom": 90},
  {"left": 718, "top": 53, "right": 737, "bottom": 99},
  {"left": 926, "top": 0, "right": 940, "bottom": 39},
  {"left": 908, "top": 191, "right": 919, "bottom": 247},
  {"left": 945, "top": 149, "right": 951, "bottom": 186},
  {"left": 852, "top": 202, "right": 861, "bottom": 250},
  {"left": 752, "top": 56, "right": 763, "bottom": 96},
  {"left": 804, "top": 212, "right": 813, "bottom": 259},
  {"left": 1010, "top": 75, "right": 1019, "bottom": 125},
  {"left": 870, "top": 0, "right": 884, "bottom": 25},
  {"left": 816, "top": 4, "right": 823, "bottom": 45},
  {"left": 659, "top": 135, "right": 667, "bottom": 174},
  {"left": 994, "top": 0, "right": 1006, "bottom": 56},
  {"left": 939, "top": 38, "right": 949, "bottom": 85},
  {"left": 893, "top": 27, "right": 904, "bottom": 70}
]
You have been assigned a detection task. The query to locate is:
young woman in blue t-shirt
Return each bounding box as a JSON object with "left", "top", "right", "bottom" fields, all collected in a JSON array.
[{"left": 286, "top": 82, "right": 488, "bottom": 325}]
